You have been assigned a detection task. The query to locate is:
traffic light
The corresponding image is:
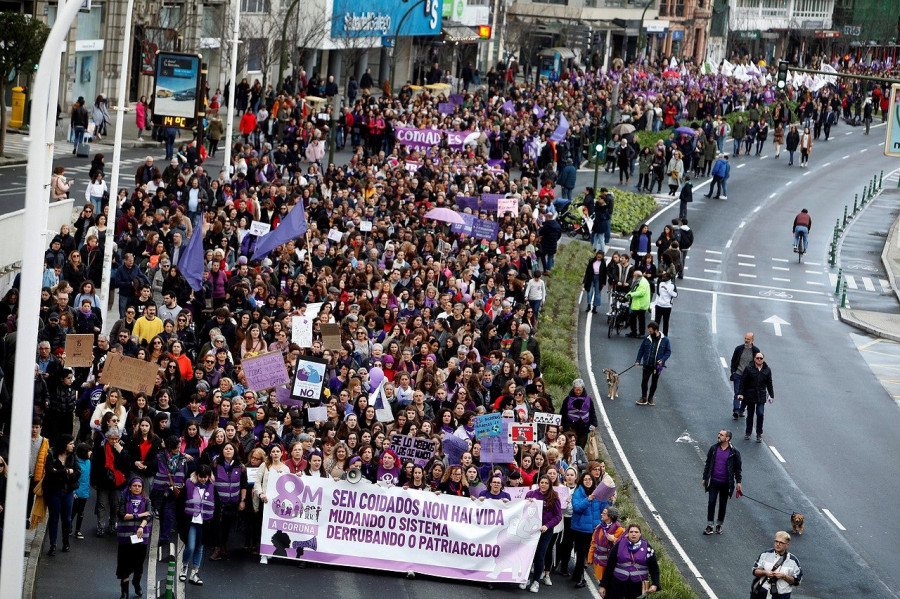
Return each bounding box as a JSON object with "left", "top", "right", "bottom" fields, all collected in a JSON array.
[
  {"left": 594, "top": 141, "right": 603, "bottom": 157},
  {"left": 478, "top": 25, "right": 492, "bottom": 39},
  {"left": 776, "top": 60, "right": 789, "bottom": 90}
]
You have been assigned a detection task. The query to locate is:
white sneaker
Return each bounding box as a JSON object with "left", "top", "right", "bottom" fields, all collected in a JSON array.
[
  {"left": 179, "top": 564, "right": 188, "bottom": 581},
  {"left": 720, "top": 195, "right": 727, "bottom": 199},
  {"left": 542, "top": 574, "right": 553, "bottom": 586},
  {"left": 529, "top": 581, "right": 540, "bottom": 593},
  {"left": 189, "top": 570, "right": 203, "bottom": 585},
  {"left": 519, "top": 582, "right": 529, "bottom": 590}
]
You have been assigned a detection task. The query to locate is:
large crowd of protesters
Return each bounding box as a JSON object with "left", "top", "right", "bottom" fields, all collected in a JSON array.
[{"left": 0, "top": 50, "right": 885, "bottom": 598}]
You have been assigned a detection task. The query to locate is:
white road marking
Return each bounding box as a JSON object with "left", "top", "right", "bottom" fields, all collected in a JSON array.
[
  {"left": 803, "top": 171, "right": 811, "bottom": 176},
  {"left": 738, "top": 262, "right": 755, "bottom": 267},
  {"left": 737, "top": 163, "right": 746, "bottom": 168},
  {"left": 759, "top": 155, "right": 768, "bottom": 160},
  {"left": 706, "top": 249, "right": 722, "bottom": 254},
  {"left": 785, "top": 180, "right": 793, "bottom": 185},
  {"left": 772, "top": 258, "right": 788, "bottom": 263},
  {"left": 584, "top": 317, "right": 721, "bottom": 599},
  {"left": 738, "top": 273, "right": 757, "bottom": 278},
  {"left": 845, "top": 275, "right": 858, "bottom": 290},
  {"left": 719, "top": 356, "right": 728, "bottom": 368},
  {"left": 725, "top": 239, "right": 733, "bottom": 249},
  {"left": 822, "top": 161, "right": 831, "bottom": 166},
  {"left": 769, "top": 446, "right": 787, "bottom": 463},
  {"left": 845, "top": 131, "right": 853, "bottom": 136},
  {"left": 842, "top": 155, "right": 850, "bottom": 159},
  {"left": 704, "top": 269, "right": 721, "bottom": 274},
  {"left": 772, "top": 266, "right": 790, "bottom": 271},
  {"left": 805, "top": 270, "right": 819, "bottom": 275},
  {"left": 738, "top": 254, "right": 754, "bottom": 258},
  {"left": 739, "top": 221, "right": 746, "bottom": 228},
  {"left": 711, "top": 292, "right": 718, "bottom": 334},
  {"left": 828, "top": 273, "right": 838, "bottom": 287},
  {"left": 861, "top": 148, "right": 868, "bottom": 153},
  {"left": 879, "top": 142, "right": 885, "bottom": 146},
  {"left": 753, "top": 205, "right": 762, "bottom": 213},
  {"left": 863, "top": 277, "right": 876, "bottom": 291},
  {"left": 880, "top": 278, "right": 891, "bottom": 292},
  {"left": 807, "top": 281, "right": 824, "bottom": 286},
  {"left": 806, "top": 261, "right": 821, "bottom": 266},
  {"left": 769, "top": 192, "right": 777, "bottom": 198},
  {"left": 822, "top": 508, "right": 847, "bottom": 531},
  {"left": 763, "top": 315, "right": 790, "bottom": 336},
  {"left": 680, "top": 287, "right": 828, "bottom": 306},
  {"left": 705, "top": 258, "right": 722, "bottom": 263},
  {"left": 682, "top": 276, "right": 825, "bottom": 295},
  {"left": 773, "top": 277, "right": 791, "bottom": 282}
]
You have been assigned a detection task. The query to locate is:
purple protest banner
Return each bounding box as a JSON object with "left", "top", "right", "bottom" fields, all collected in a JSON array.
[
  {"left": 455, "top": 196, "right": 480, "bottom": 211},
  {"left": 241, "top": 352, "right": 291, "bottom": 392},
  {"left": 394, "top": 126, "right": 475, "bottom": 150},
  {"left": 438, "top": 102, "right": 454, "bottom": 115},
  {"left": 450, "top": 212, "right": 476, "bottom": 236},
  {"left": 486, "top": 159, "right": 505, "bottom": 169},
  {"left": 480, "top": 418, "right": 515, "bottom": 462},
  {"left": 480, "top": 193, "right": 504, "bottom": 211},
  {"left": 260, "top": 474, "right": 542, "bottom": 583},
  {"left": 472, "top": 218, "right": 500, "bottom": 241},
  {"left": 276, "top": 385, "right": 303, "bottom": 408},
  {"left": 449, "top": 94, "right": 464, "bottom": 105}
]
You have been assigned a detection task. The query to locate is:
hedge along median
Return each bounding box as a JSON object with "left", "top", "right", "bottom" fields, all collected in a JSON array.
[
  {"left": 574, "top": 189, "right": 658, "bottom": 235},
  {"left": 537, "top": 240, "right": 699, "bottom": 599}
]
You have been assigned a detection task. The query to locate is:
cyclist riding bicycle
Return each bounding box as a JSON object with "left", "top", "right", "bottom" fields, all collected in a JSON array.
[{"left": 793, "top": 208, "right": 812, "bottom": 253}]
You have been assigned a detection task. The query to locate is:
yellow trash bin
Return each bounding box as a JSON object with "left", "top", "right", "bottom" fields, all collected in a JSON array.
[{"left": 10, "top": 87, "right": 26, "bottom": 129}]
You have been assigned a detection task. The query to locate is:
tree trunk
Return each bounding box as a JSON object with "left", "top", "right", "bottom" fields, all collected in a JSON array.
[{"left": 0, "top": 80, "right": 8, "bottom": 157}]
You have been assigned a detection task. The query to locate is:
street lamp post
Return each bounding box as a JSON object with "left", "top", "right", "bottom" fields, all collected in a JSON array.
[
  {"left": 224, "top": 0, "right": 241, "bottom": 175},
  {"left": 0, "top": 0, "right": 84, "bottom": 591}
]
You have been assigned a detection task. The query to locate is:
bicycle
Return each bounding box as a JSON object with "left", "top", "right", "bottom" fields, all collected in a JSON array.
[{"left": 796, "top": 234, "right": 806, "bottom": 263}]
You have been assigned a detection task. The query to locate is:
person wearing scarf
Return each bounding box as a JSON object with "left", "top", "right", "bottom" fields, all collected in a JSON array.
[
  {"left": 116, "top": 477, "right": 152, "bottom": 598},
  {"left": 437, "top": 465, "right": 469, "bottom": 497},
  {"left": 91, "top": 426, "right": 130, "bottom": 537},
  {"left": 600, "top": 523, "right": 661, "bottom": 598},
  {"left": 589, "top": 506, "right": 624, "bottom": 581}
]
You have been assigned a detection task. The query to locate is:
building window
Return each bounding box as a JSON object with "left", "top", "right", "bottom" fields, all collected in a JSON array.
[
  {"left": 241, "top": 0, "right": 270, "bottom": 13},
  {"left": 247, "top": 38, "right": 265, "bottom": 71},
  {"left": 532, "top": 0, "right": 568, "bottom": 5}
]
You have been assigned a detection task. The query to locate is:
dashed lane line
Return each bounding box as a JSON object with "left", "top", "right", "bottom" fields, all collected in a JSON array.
[{"left": 769, "top": 446, "right": 787, "bottom": 463}]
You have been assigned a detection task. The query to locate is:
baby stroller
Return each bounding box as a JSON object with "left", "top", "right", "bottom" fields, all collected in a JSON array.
[
  {"left": 560, "top": 196, "right": 590, "bottom": 241},
  {"left": 607, "top": 290, "right": 630, "bottom": 338}
]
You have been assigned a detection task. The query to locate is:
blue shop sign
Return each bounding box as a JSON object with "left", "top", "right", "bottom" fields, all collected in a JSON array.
[
  {"left": 671, "top": 30, "right": 684, "bottom": 41},
  {"left": 332, "top": 0, "right": 443, "bottom": 38}
]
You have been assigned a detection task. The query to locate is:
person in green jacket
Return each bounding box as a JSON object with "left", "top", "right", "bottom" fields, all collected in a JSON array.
[
  {"left": 732, "top": 116, "right": 747, "bottom": 157},
  {"left": 625, "top": 270, "right": 651, "bottom": 337}
]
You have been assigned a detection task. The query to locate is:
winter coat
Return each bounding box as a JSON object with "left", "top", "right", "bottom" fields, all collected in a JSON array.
[
  {"left": 558, "top": 164, "right": 577, "bottom": 190},
  {"left": 572, "top": 485, "right": 608, "bottom": 533},
  {"left": 583, "top": 258, "right": 608, "bottom": 292},
  {"left": 738, "top": 361, "right": 773, "bottom": 404}
]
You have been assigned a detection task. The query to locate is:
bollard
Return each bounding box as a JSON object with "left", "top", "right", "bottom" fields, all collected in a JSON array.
[
  {"left": 830, "top": 242, "right": 836, "bottom": 267},
  {"left": 836, "top": 218, "right": 842, "bottom": 234},
  {"left": 165, "top": 559, "right": 175, "bottom": 599},
  {"left": 841, "top": 281, "right": 848, "bottom": 309},
  {"left": 843, "top": 205, "right": 849, "bottom": 227},
  {"left": 834, "top": 268, "right": 842, "bottom": 294},
  {"left": 855, "top": 193, "right": 859, "bottom": 209},
  {"left": 880, "top": 170, "right": 884, "bottom": 188},
  {"left": 854, "top": 196, "right": 859, "bottom": 214}
]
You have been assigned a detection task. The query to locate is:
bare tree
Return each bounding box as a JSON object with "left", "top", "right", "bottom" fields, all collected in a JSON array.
[{"left": 330, "top": 1, "right": 381, "bottom": 90}]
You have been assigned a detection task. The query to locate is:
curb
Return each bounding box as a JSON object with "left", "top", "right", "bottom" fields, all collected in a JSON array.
[
  {"left": 837, "top": 308, "right": 900, "bottom": 343},
  {"left": 23, "top": 521, "right": 46, "bottom": 599},
  {"left": 880, "top": 205, "right": 900, "bottom": 306}
]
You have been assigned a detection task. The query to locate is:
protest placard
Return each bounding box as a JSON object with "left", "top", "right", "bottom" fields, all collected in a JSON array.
[
  {"left": 275, "top": 386, "right": 302, "bottom": 408},
  {"left": 360, "top": 220, "right": 373, "bottom": 232},
  {"left": 260, "top": 474, "right": 541, "bottom": 582},
  {"left": 249, "top": 220, "right": 271, "bottom": 236},
  {"left": 505, "top": 487, "right": 530, "bottom": 501},
  {"left": 307, "top": 405, "right": 328, "bottom": 422},
  {"left": 591, "top": 480, "right": 617, "bottom": 502},
  {"left": 327, "top": 229, "right": 343, "bottom": 242},
  {"left": 64, "top": 334, "right": 95, "bottom": 367},
  {"left": 100, "top": 354, "right": 159, "bottom": 394},
  {"left": 508, "top": 423, "right": 535, "bottom": 445},
  {"left": 532, "top": 412, "right": 562, "bottom": 426},
  {"left": 480, "top": 418, "right": 515, "bottom": 462},
  {"left": 498, "top": 197, "right": 519, "bottom": 217},
  {"left": 321, "top": 323, "right": 342, "bottom": 350},
  {"left": 474, "top": 413, "right": 503, "bottom": 439},
  {"left": 242, "top": 352, "right": 291, "bottom": 391},
  {"left": 291, "top": 355, "right": 328, "bottom": 402},
  {"left": 389, "top": 434, "right": 437, "bottom": 466},
  {"left": 291, "top": 315, "right": 313, "bottom": 348}
]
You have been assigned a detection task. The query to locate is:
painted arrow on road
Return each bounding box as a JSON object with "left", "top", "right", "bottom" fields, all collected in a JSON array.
[{"left": 763, "top": 315, "right": 791, "bottom": 337}]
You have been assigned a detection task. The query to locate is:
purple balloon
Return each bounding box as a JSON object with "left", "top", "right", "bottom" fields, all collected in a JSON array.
[{"left": 369, "top": 367, "right": 385, "bottom": 390}]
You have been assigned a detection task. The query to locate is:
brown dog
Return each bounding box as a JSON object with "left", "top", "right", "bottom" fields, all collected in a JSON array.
[
  {"left": 603, "top": 369, "right": 620, "bottom": 400},
  {"left": 791, "top": 512, "right": 805, "bottom": 535}
]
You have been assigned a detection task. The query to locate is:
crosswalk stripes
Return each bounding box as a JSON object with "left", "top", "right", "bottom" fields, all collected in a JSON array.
[{"left": 828, "top": 273, "right": 892, "bottom": 294}]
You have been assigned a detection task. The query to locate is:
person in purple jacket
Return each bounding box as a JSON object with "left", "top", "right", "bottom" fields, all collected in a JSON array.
[
  {"left": 521, "top": 475, "right": 562, "bottom": 593},
  {"left": 116, "top": 477, "right": 152, "bottom": 598}
]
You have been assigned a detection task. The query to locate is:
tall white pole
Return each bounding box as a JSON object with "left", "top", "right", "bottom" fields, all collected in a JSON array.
[
  {"left": 224, "top": 0, "right": 240, "bottom": 176},
  {"left": 0, "top": 0, "right": 84, "bottom": 591},
  {"left": 99, "top": 0, "right": 135, "bottom": 327}
]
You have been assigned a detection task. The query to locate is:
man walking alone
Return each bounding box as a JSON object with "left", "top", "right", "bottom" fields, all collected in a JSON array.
[{"left": 702, "top": 430, "right": 742, "bottom": 535}]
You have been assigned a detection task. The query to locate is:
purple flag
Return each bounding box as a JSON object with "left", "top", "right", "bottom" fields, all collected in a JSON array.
[
  {"left": 438, "top": 102, "right": 454, "bottom": 115},
  {"left": 501, "top": 100, "right": 515, "bottom": 114},
  {"left": 549, "top": 113, "right": 569, "bottom": 142},
  {"left": 252, "top": 202, "right": 308, "bottom": 260},
  {"left": 181, "top": 222, "right": 206, "bottom": 292},
  {"left": 533, "top": 105, "right": 545, "bottom": 119},
  {"left": 449, "top": 94, "right": 464, "bottom": 105}
]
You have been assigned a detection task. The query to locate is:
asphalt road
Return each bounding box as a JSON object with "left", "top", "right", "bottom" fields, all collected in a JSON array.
[{"left": 581, "top": 121, "right": 900, "bottom": 598}]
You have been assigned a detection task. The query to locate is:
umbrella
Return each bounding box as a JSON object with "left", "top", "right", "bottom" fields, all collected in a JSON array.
[
  {"left": 675, "top": 126, "right": 697, "bottom": 136},
  {"left": 612, "top": 123, "right": 635, "bottom": 135},
  {"left": 662, "top": 70, "right": 679, "bottom": 78},
  {"left": 425, "top": 207, "right": 465, "bottom": 225}
]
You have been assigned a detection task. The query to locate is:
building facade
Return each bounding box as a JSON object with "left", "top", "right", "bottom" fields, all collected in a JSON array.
[{"left": 726, "top": 0, "right": 836, "bottom": 64}]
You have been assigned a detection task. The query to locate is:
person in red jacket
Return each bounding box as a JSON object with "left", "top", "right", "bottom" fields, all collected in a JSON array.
[{"left": 238, "top": 111, "right": 257, "bottom": 142}]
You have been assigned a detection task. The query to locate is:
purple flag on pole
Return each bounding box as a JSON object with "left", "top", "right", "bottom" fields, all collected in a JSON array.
[
  {"left": 533, "top": 105, "right": 545, "bottom": 119},
  {"left": 181, "top": 223, "right": 206, "bottom": 292},
  {"left": 252, "top": 202, "right": 308, "bottom": 260},
  {"left": 501, "top": 100, "right": 515, "bottom": 114},
  {"left": 549, "top": 113, "right": 569, "bottom": 142}
]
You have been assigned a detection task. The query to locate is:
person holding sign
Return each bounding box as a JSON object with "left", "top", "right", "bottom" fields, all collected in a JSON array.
[
  {"left": 521, "top": 475, "right": 562, "bottom": 593},
  {"left": 571, "top": 471, "right": 609, "bottom": 588}
]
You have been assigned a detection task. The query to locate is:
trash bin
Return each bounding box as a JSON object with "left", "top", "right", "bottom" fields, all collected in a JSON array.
[{"left": 10, "top": 87, "right": 26, "bottom": 129}]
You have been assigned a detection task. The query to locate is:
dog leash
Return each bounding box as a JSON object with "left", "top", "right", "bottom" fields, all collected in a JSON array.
[
  {"left": 615, "top": 364, "right": 638, "bottom": 376},
  {"left": 739, "top": 492, "right": 794, "bottom": 516}
]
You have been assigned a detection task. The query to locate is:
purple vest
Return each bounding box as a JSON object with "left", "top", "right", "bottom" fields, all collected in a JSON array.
[
  {"left": 567, "top": 395, "right": 589, "bottom": 423},
  {"left": 151, "top": 453, "right": 186, "bottom": 494},
  {"left": 613, "top": 539, "right": 650, "bottom": 582},
  {"left": 184, "top": 480, "right": 216, "bottom": 520},
  {"left": 214, "top": 461, "right": 243, "bottom": 504},
  {"left": 591, "top": 521, "right": 623, "bottom": 566},
  {"left": 117, "top": 493, "right": 151, "bottom": 545}
]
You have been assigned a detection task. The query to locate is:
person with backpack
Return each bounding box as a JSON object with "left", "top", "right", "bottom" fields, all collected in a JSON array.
[
  {"left": 677, "top": 219, "right": 693, "bottom": 280},
  {"left": 823, "top": 107, "right": 837, "bottom": 141}
]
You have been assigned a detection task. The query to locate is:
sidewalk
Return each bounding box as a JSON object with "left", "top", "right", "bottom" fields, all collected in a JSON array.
[{"left": 838, "top": 179, "right": 900, "bottom": 341}]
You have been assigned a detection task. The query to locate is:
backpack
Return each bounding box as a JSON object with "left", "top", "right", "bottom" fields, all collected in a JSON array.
[
  {"left": 827, "top": 111, "right": 837, "bottom": 125},
  {"left": 679, "top": 228, "right": 694, "bottom": 249}
]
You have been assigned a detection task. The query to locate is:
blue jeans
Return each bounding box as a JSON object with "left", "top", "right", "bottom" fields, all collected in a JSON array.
[
  {"left": 73, "top": 126, "right": 85, "bottom": 151},
  {"left": 745, "top": 402, "right": 765, "bottom": 436},
  {"left": 598, "top": 218, "right": 611, "bottom": 244},
  {"left": 718, "top": 177, "right": 728, "bottom": 197},
  {"left": 732, "top": 375, "right": 744, "bottom": 413},
  {"left": 793, "top": 226, "right": 808, "bottom": 250},
  {"left": 183, "top": 522, "right": 204, "bottom": 569},
  {"left": 118, "top": 293, "right": 132, "bottom": 319},
  {"left": 529, "top": 299, "right": 543, "bottom": 320},
  {"left": 542, "top": 252, "right": 556, "bottom": 272},
  {"left": 529, "top": 529, "right": 555, "bottom": 584},
  {"left": 787, "top": 150, "right": 795, "bottom": 164},
  {"left": 733, "top": 138, "right": 741, "bottom": 156},
  {"left": 717, "top": 136, "right": 726, "bottom": 153},
  {"left": 586, "top": 274, "right": 603, "bottom": 307},
  {"left": 47, "top": 491, "right": 74, "bottom": 545}
]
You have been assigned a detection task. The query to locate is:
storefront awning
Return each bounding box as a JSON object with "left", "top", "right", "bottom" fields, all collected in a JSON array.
[{"left": 443, "top": 23, "right": 481, "bottom": 42}]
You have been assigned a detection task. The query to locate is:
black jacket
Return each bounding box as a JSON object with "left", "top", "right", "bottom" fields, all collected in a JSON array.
[
  {"left": 583, "top": 258, "right": 608, "bottom": 292},
  {"left": 730, "top": 343, "right": 761, "bottom": 378},
  {"left": 702, "top": 442, "right": 742, "bottom": 495},
  {"left": 43, "top": 452, "right": 81, "bottom": 494},
  {"left": 739, "top": 361, "right": 774, "bottom": 404}
]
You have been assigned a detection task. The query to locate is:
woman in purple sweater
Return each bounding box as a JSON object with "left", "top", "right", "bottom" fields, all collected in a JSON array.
[{"left": 521, "top": 475, "right": 562, "bottom": 593}]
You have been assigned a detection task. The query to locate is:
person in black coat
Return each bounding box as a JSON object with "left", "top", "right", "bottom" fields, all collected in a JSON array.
[
  {"left": 43, "top": 434, "right": 80, "bottom": 555},
  {"left": 737, "top": 352, "right": 774, "bottom": 442},
  {"left": 538, "top": 212, "right": 563, "bottom": 272},
  {"left": 91, "top": 427, "right": 131, "bottom": 536},
  {"left": 582, "top": 250, "right": 608, "bottom": 314}
]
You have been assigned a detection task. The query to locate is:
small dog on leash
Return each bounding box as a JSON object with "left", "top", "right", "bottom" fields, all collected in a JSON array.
[
  {"left": 603, "top": 369, "right": 620, "bottom": 400},
  {"left": 791, "top": 512, "right": 805, "bottom": 535}
]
